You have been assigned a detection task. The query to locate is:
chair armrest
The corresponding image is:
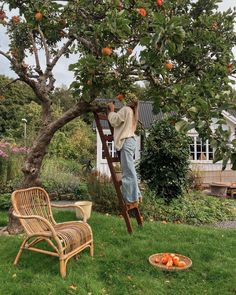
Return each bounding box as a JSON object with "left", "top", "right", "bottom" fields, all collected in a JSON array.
[
  {"left": 12, "top": 211, "right": 57, "bottom": 237},
  {"left": 51, "top": 204, "right": 86, "bottom": 222}
]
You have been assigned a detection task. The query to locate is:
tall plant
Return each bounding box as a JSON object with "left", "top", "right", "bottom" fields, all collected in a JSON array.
[
  {"left": 0, "top": 141, "right": 28, "bottom": 188},
  {"left": 139, "top": 118, "right": 190, "bottom": 202}
]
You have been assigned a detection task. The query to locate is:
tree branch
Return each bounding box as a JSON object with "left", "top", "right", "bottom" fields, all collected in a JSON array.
[
  {"left": 29, "top": 31, "right": 43, "bottom": 75},
  {"left": 49, "top": 100, "right": 106, "bottom": 133},
  {"left": 73, "top": 34, "right": 98, "bottom": 55},
  {"left": 0, "top": 50, "right": 13, "bottom": 63},
  {"left": 46, "top": 37, "right": 75, "bottom": 74},
  {"left": 37, "top": 26, "right": 51, "bottom": 68},
  {"left": 47, "top": 72, "right": 56, "bottom": 92},
  {"left": 0, "top": 78, "right": 20, "bottom": 92}
]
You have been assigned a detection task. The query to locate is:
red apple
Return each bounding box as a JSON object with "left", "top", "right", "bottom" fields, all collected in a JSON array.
[{"left": 35, "top": 12, "right": 43, "bottom": 21}]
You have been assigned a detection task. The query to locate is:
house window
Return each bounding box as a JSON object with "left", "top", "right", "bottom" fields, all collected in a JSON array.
[
  {"left": 102, "top": 141, "right": 118, "bottom": 159},
  {"left": 189, "top": 136, "right": 213, "bottom": 161},
  {"left": 102, "top": 140, "right": 136, "bottom": 160}
]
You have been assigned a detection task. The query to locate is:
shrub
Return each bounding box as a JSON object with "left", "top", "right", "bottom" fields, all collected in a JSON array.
[
  {"left": 141, "top": 188, "right": 236, "bottom": 225},
  {"left": 41, "top": 157, "right": 89, "bottom": 200},
  {"left": 0, "top": 193, "right": 11, "bottom": 210},
  {"left": 86, "top": 171, "right": 119, "bottom": 214},
  {"left": 48, "top": 118, "right": 96, "bottom": 164},
  {"left": 139, "top": 118, "right": 190, "bottom": 202},
  {"left": 0, "top": 140, "right": 27, "bottom": 192}
]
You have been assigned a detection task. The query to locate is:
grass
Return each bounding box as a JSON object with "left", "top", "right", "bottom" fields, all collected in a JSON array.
[
  {"left": 0, "top": 210, "right": 8, "bottom": 226},
  {"left": 0, "top": 210, "right": 236, "bottom": 295}
]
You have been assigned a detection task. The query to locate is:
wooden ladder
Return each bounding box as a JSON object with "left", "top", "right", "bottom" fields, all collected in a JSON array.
[{"left": 94, "top": 112, "right": 143, "bottom": 234}]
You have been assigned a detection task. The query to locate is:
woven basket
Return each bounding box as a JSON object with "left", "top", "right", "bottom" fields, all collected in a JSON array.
[{"left": 149, "top": 253, "right": 192, "bottom": 271}]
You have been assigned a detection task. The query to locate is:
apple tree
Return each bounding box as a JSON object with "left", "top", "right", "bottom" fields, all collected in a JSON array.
[{"left": 0, "top": 0, "right": 235, "bottom": 188}]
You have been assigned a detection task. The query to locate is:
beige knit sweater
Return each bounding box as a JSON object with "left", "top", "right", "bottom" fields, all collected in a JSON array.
[{"left": 108, "top": 106, "right": 135, "bottom": 151}]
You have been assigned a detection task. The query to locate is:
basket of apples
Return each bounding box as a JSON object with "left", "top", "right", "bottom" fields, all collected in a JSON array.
[{"left": 149, "top": 253, "right": 192, "bottom": 271}]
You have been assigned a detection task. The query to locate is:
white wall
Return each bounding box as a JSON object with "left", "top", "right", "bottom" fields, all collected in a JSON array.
[{"left": 96, "top": 128, "right": 141, "bottom": 176}]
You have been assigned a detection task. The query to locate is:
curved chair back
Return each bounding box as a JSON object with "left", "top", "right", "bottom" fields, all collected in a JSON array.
[{"left": 11, "top": 187, "right": 55, "bottom": 234}]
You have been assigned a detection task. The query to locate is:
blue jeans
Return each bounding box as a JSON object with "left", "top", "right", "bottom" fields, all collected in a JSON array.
[{"left": 120, "top": 137, "right": 141, "bottom": 203}]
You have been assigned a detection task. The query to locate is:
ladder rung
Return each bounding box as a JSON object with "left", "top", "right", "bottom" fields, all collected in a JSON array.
[
  {"left": 126, "top": 203, "right": 139, "bottom": 210},
  {"left": 98, "top": 114, "right": 108, "bottom": 120},
  {"left": 111, "top": 157, "right": 120, "bottom": 162},
  {"left": 104, "top": 135, "right": 114, "bottom": 141}
]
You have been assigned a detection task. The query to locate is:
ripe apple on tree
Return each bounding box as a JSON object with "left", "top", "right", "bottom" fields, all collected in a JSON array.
[
  {"left": 117, "top": 93, "right": 125, "bottom": 101},
  {"left": 35, "top": 11, "right": 43, "bottom": 21},
  {"left": 12, "top": 16, "right": 20, "bottom": 24},
  {"left": 0, "top": 10, "right": 6, "bottom": 20},
  {"left": 156, "top": 0, "right": 163, "bottom": 8},
  {"left": 102, "top": 47, "right": 113, "bottom": 56},
  {"left": 137, "top": 8, "right": 147, "bottom": 17},
  {"left": 165, "top": 62, "right": 174, "bottom": 71}
]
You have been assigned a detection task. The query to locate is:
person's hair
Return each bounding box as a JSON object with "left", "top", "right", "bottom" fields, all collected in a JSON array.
[{"left": 128, "top": 101, "right": 139, "bottom": 131}]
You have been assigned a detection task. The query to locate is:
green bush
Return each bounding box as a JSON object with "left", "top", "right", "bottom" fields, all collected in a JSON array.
[
  {"left": 139, "top": 118, "right": 190, "bottom": 202},
  {"left": 41, "top": 157, "right": 89, "bottom": 200},
  {"left": 0, "top": 193, "right": 11, "bottom": 210},
  {"left": 87, "top": 172, "right": 119, "bottom": 214},
  {"left": 48, "top": 118, "right": 96, "bottom": 164},
  {"left": 141, "top": 188, "right": 236, "bottom": 225}
]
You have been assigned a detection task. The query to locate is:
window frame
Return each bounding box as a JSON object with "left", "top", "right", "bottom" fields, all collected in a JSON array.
[{"left": 189, "top": 135, "right": 214, "bottom": 163}]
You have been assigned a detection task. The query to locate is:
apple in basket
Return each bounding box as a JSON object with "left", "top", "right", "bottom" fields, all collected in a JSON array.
[
  {"left": 161, "top": 253, "right": 171, "bottom": 265},
  {"left": 172, "top": 256, "right": 180, "bottom": 266},
  {"left": 156, "top": 253, "right": 187, "bottom": 268},
  {"left": 178, "top": 261, "right": 187, "bottom": 267}
]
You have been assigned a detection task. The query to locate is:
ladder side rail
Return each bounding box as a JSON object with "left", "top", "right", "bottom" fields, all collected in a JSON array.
[
  {"left": 94, "top": 112, "right": 143, "bottom": 233},
  {"left": 94, "top": 112, "right": 125, "bottom": 208}
]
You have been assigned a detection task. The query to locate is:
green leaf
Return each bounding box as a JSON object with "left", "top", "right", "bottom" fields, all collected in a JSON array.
[
  {"left": 222, "top": 157, "right": 229, "bottom": 171},
  {"left": 188, "top": 106, "right": 198, "bottom": 115},
  {"left": 68, "top": 63, "right": 78, "bottom": 71},
  {"left": 213, "top": 149, "right": 223, "bottom": 164},
  {"left": 175, "top": 120, "right": 187, "bottom": 132},
  {"left": 231, "top": 139, "right": 236, "bottom": 148}
]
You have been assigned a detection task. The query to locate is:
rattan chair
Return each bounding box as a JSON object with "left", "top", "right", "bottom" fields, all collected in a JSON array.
[{"left": 11, "top": 187, "right": 94, "bottom": 278}]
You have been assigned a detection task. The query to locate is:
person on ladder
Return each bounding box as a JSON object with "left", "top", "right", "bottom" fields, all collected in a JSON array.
[{"left": 107, "top": 92, "right": 142, "bottom": 208}]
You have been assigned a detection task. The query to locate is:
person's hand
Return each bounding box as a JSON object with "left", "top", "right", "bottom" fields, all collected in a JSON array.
[{"left": 107, "top": 102, "right": 115, "bottom": 112}]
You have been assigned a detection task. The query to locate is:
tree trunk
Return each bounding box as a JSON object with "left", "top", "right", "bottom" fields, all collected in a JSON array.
[
  {"left": 21, "top": 131, "right": 52, "bottom": 188},
  {"left": 7, "top": 126, "right": 55, "bottom": 234},
  {"left": 7, "top": 207, "right": 23, "bottom": 235}
]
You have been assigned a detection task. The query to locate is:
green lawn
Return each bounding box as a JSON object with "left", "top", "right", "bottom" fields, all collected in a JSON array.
[{"left": 0, "top": 210, "right": 235, "bottom": 295}]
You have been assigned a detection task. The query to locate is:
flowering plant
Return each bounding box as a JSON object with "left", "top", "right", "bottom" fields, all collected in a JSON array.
[
  {"left": 0, "top": 141, "right": 30, "bottom": 186},
  {"left": 0, "top": 141, "right": 29, "bottom": 158}
]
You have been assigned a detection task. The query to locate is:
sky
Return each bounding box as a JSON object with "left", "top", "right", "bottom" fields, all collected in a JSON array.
[{"left": 0, "top": 0, "right": 235, "bottom": 88}]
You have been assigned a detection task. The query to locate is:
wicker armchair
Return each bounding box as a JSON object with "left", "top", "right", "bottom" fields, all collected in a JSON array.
[{"left": 11, "top": 187, "right": 93, "bottom": 278}]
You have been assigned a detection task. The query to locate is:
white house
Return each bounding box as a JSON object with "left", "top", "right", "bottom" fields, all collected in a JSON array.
[{"left": 95, "top": 101, "right": 236, "bottom": 186}]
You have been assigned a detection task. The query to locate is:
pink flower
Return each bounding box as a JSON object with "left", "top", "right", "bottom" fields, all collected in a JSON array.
[
  {"left": 0, "top": 142, "right": 10, "bottom": 148},
  {"left": 11, "top": 146, "right": 28, "bottom": 154},
  {"left": 0, "top": 149, "right": 8, "bottom": 158}
]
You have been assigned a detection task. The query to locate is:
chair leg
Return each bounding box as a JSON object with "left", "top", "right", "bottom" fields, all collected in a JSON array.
[
  {"left": 90, "top": 242, "right": 94, "bottom": 257},
  {"left": 14, "top": 238, "right": 29, "bottom": 265},
  {"left": 59, "top": 259, "right": 66, "bottom": 278}
]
